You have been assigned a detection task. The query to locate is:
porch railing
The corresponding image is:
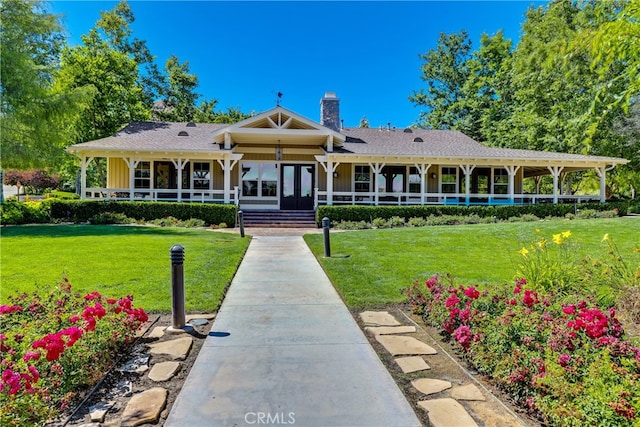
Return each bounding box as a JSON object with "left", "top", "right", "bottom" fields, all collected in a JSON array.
[
  {"left": 314, "top": 190, "right": 601, "bottom": 207},
  {"left": 83, "top": 187, "right": 238, "bottom": 204}
]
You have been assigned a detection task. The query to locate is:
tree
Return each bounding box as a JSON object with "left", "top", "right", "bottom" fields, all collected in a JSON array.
[
  {"left": 154, "top": 55, "right": 200, "bottom": 122},
  {"left": 0, "top": 0, "right": 92, "bottom": 169},
  {"left": 409, "top": 31, "right": 472, "bottom": 130},
  {"left": 193, "top": 100, "right": 252, "bottom": 124},
  {"left": 358, "top": 116, "right": 370, "bottom": 128}
]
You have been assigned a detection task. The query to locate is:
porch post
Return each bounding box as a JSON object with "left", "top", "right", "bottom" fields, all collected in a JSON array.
[
  {"left": 171, "top": 159, "right": 188, "bottom": 202},
  {"left": 461, "top": 165, "right": 475, "bottom": 206},
  {"left": 548, "top": 166, "right": 564, "bottom": 204},
  {"left": 123, "top": 157, "right": 140, "bottom": 201},
  {"left": 369, "top": 162, "right": 385, "bottom": 206},
  {"left": 506, "top": 165, "right": 520, "bottom": 203},
  {"left": 326, "top": 158, "right": 334, "bottom": 206},
  {"left": 415, "top": 163, "right": 431, "bottom": 205},
  {"left": 595, "top": 166, "right": 610, "bottom": 203},
  {"left": 79, "top": 156, "right": 93, "bottom": 200}
]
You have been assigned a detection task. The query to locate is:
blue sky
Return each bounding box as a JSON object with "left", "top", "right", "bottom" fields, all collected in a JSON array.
[{"left": 50, "top": 1, "right": 546, "bottom": 128}]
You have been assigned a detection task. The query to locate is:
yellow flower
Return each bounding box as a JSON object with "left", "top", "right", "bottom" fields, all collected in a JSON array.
[
  {"left": 561, "top": 231, "right": 571, "bottom": 238},
  {"left": 537, "top": 239, "right": 547, "bottom": 248},
  {"left": 535, "top": 228, "right": 541, "bottom": 233},
  {"left": 602, "top": 233, "right": 610, "bottom": 241},
  {"left": 519, "top": 247, "right": 529, "bottom": 257},
  {"left": 552, "top": 234, "right": 563, "bottom": 245}
]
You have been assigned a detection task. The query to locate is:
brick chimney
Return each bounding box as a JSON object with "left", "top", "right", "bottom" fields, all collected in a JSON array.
[{"left": 320, "top": 92, "right": 340, "bottom": 132}]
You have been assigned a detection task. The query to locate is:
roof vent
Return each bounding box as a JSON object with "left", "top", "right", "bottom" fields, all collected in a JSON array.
[
  {"left": 413, "top": 137, "right": 423, "bottom": 142},
  {"left": 403, "top": 128, "right": 413, "bottom": 133},
  {"left": 178, "top": 131, "right": 189, "bottom": 136},
  {"left": 186, "top": 122, "right": 196, "bottom": 127}
]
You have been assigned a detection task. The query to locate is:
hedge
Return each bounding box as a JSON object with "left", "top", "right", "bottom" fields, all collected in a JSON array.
[
  {"left": 315, "top": 201, "right": 630, "bottom": 226},
  {"left": 1, "top": 200, "right": 237, "bottom": 226}
]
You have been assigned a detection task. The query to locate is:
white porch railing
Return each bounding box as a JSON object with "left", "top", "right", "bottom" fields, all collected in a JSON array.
[
  {"left": 84, "top": 187, "right": 238, "bottom": 204},
  {"left": 315, "top": 191, "right": 602, "bottom": 206}
]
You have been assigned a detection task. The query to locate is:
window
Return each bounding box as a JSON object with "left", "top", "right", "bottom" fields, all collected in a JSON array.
[
  {"left": 409, "top": 167, "right": 421, "bottom": 193},
  {"left": 261, "top": 163, "right": 277, "bottom": 197},
  {"left": 134, "top": 162, "right": 150, "bottom": 189},
  {"left": 379, "top": 166, "right": 405, "bottom": 193},
  {"left": 441, "top": 167, "right": 458, "bottom": 194},
  {"left": 354, "top": 165, "right": 371, "bottom": 192},
  {"left": 193, "top": 162, "right": 210, "bottom": 190},
  {"left": 494, "top": 168, "right": 509, "bottom": 195},
  {"left": 241, "top": 162, "right": 278, "bottom": 197}
]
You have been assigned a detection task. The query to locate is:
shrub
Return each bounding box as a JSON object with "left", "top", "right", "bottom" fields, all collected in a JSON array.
[
  {"left": 333, "top": 220, "right": 371, "bottom": 230},
  {"left": 577, "top": 209, "right": 597, "bottom": 219},
  {"left": 388, "top": 216, "right": 406, "bottom": 227},
  {"left": 0, "top": 279, "right": 148, "bottom": 426},
  {"left": 407, "top": 217, "right": 428, "bottom": 227},
  {"left": 89, "top": 212, "right": 136, "bottom": 225},
  {"left": 372, "top": 217, "right": 389, "bottom": 228},
  {"left": 404, "top": 276, "right": 640, "bottom": 426},
  {"left": 0, "top": 201, "right": 51, "bottom": 225},
  {"left": 48, "top": 200, "right": 237, "bottom": 226}
]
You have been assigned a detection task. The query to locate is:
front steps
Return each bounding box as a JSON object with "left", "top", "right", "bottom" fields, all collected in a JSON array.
[{"left": 239, "top": 210, "right": 317, "bottom": 228}]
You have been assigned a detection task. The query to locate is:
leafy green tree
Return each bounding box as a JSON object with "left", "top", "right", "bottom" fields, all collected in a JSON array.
[
  {"left": 409, "top": 31, "right": 472, "bottom": 130},
  {"left": 193, "top": 100, "right": 252, "bottom": 124},
  {"left": 358, "top": 116, "right": 370, "bottom": 128},
  {"left": 0, "top": 0, "right": 92, "bottom": 169},
  {"left": 154, "top": 55, "right": 200, "bottom": 122}
]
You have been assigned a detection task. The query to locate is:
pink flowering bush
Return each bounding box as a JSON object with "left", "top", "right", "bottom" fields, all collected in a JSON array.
[
  {"left": 404, "top": 275, "right": 640, "bottom": 425},
  {"left": 0, "top": 279, "right": 148, "bottom": 426}
]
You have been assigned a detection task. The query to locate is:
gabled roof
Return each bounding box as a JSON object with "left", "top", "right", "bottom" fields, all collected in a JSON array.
[{"left": 210, "top": 106, "right": 345, "bottom": 145}]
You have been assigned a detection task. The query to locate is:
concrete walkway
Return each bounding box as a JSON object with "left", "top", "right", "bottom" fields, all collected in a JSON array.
[{"left": 165, "top": 235, "right": 421, "bottom": 427}]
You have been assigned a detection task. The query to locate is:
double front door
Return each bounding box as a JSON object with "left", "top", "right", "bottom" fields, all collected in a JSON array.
[{"left": 281, "top": 164, "right": 314, "bottom": 210}]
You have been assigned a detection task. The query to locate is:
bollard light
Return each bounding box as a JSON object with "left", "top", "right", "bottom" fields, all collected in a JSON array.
[
  {"left": 322, "top": 217, "right": 331, "bottom": 258},
  {"left": 170, "top": 244, "right": 186, "bottom": 330},
  {"left": 238, "top": 210, "right": 245, "bottom": 238}
]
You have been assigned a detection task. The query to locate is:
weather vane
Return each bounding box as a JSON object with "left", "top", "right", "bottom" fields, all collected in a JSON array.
[{"left": 276, "top": 91, "right": 283, "bottom": 106}]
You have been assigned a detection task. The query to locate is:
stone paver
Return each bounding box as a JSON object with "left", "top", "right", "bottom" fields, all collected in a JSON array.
[
  {"left": 147, "top": 326, "right": 166, "bottom": 339},
  {"left": 394, "top": 356, "right": 431, "bottom": 373},
  {"left": 148, "top": 336, "right": 192, "bottom": 360},
  {"left": 418, "top": 398, "right": 479, "bottom": 427},
  {"left": 364, "top": 325, "right": 416, "bottom": 335},
  {"left": 359, "top": 310, "right": 401, "bottom": 326},
  {"left": 148, "top": 361, "right": 181, "bottom": 382},
  {"left": 451, "top": 383, "right": 486, "bottom": 401},
  {"left": 376, "top": 334, "right": 438, "bottom": 356},
  {"left": 121, "top": 387, "right": 168, "bottom": 427},
  {"left": 186, "top": 313, "right": 216, "bottom": 321},
  {"left": 412, "top": 378, "right": 452, "bottom": 395}
]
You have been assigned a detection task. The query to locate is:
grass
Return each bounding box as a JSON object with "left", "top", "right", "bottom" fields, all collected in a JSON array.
[
  {"left": 0, "top": 225, "right": 250, "bottom": 312},
  {"left": 304, "top": 217, "right": 640, "bottom": 308}
]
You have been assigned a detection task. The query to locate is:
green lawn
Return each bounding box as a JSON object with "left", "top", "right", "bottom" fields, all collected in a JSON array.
[
  {"left": 304, "top": 217, "right": 640, "bottom": 308},
  {"left": 1, "top": 225, "right": 250, "bottom": 312}
]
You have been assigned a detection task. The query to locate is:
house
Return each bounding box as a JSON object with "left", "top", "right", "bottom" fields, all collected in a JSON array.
[{"left": 67, "top": 92, "right": 628, "bottom": 211}]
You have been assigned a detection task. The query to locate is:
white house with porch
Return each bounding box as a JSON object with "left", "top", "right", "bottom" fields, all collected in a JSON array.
[{"left": 67, "top": 92, "right": 628, "bottom": 211}]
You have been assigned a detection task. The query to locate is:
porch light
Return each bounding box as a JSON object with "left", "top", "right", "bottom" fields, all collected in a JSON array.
[
  {"left": 333, "top": 171, "right": 339, "bottom": 178},
  {"left": 431, "top": 173, "right": 437, "bottom": 179},
  {"left": 275, "top": 145, "right": 282, "bottom": 161}
]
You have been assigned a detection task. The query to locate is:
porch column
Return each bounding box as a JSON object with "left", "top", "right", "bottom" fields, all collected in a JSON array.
[
  {"left": 123, "top": 157, "right": 140, "bottom": 201},
  {"left": 506, "top": 165, "right": 520, "bottom": 203},
  {"left": 369, "top": 162, "right": 385, "bottom": 206},
  {"left": 547, "top": 166, "right": 564, "bottom": 204},
  {"left": 326, "top": 158, "right": 334, "bottom": 206},
  {"left": 594, "top": 166, "right": 613, "bottom": 203},
  {"left": 414, "top": 163, "right": 431, "bottom": 205},
  {"left": 217, "top": 155, "right": 241, "bottom": 204},
  {"left": 79, "top": 156, "right": 93, "bottom": 200},
  {"left": 171, "top": 159, "right": 188, "bottom": 202},
  {"left": 461, "top": 165, "right": 475, "bottom": 206}
]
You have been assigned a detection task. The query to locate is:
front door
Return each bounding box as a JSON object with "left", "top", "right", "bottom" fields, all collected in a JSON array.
[{"left": 281, "top": 164, "right": 314, "bottom": 210}]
